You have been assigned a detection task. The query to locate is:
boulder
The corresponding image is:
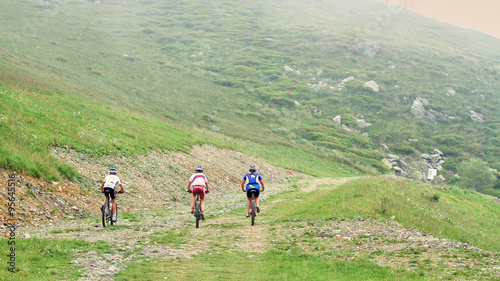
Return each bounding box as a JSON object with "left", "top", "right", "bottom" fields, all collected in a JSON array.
[
  {"left": 352, "top": 42, "right": 380, "bottom": 57},
  {"left": 356, "top": 118, "right": 372, "bottom": 128},
  {"left": 410, "top": 98, "right": 426, "bottom": 119},
  {"left": 381, "top": 159, "right": 393, "bottom": 169},
  {"left": 332, "top": 115, "right": 341, "bottom": 126},
  {"left": 341, "top": 124, "right": 351, "bottom": 131},
  {"left": 469, "top": 110, "right": 484, "bottom": 123},
  {"left": 341, "top": 76, "right": 354, "bottom": 84},
  {"left": 387, "top": 154, "right": 399, "bottom": 161},
  {"left": 446, "top": 89, "right": 456, "bottom": 96},
  {"left": 434, "top": 175, "right": 446, "bottom": 184},
  {"left": 433, "top": 149, "right": 444, "bottom": 156},
  {"left": 284, "top": 65, "right": 294, "bottom": 72},
  {"left": 364, "top": 81, "right": 379, "bottom": 92}
]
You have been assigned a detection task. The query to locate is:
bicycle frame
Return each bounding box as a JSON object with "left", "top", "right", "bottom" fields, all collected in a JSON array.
[{"left": 102, "top": 191, "right": 118, "bottom": 227}]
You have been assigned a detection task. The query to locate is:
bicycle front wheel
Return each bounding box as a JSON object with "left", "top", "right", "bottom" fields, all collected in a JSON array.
[
  {"left": 102, "top": 203, "right": 108, "bottom": 227},
  {"left": 251, "top": 197, "right": 256, "bottom": 226}
]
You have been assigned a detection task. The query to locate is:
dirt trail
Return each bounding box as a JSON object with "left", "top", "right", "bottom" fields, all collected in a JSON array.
[{"left": 23, "top": 182, "right": 283, "bottom": 280}]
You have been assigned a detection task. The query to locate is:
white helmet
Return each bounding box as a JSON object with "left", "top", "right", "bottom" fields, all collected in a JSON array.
[
  {"left": 249, "top": 164, "right": 256, "bottom": 171},
  {"left": 195, "top": 165, "right": 204, "bottom": 172}
]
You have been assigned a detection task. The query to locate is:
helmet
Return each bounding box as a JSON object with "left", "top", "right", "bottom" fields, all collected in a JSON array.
[
  {"left": 195, "top": 165, "right": 204, "bottom": 172},
  {"left": 109, "top": 168, "right": 117, "bottom": 174},
  {"left": 249, "top": 164, "right": 256, "bottom": 171}
]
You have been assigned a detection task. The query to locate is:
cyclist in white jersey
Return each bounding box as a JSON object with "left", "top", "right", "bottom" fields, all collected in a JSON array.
[
  {"left": 100, "top": 168, "right": 124, "bottom": 222},
  {"left": 187, "top": 165, "right": 209, "bottom": 220}
]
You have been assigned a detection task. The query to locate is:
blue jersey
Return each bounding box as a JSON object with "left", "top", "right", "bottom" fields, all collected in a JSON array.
[{"left": 243, "top": 173, "right": 262, "bottom": 189}]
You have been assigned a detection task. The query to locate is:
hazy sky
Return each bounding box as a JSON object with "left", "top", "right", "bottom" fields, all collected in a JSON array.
[{"left": 377, "top": 0, "right": 500, "bottom": 39}]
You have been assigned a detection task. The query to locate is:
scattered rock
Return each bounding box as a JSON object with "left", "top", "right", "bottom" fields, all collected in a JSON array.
[
  {"left": 469, "top": 110, "right": 484, "bottom": 123},
  {"left": 364, "top": 81, "right": 379, "bottom": 92}
]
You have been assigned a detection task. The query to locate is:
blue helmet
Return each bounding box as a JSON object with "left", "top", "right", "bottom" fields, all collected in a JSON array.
[{"left": 109, "top": 168, "right": 117, "bottom": 174}]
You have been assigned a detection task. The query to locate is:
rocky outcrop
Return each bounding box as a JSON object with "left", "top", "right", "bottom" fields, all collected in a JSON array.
[
  {"left": 352, "top": 42, "right": 380, "bottom": 57},
  {"left": 410, "top": 97, "right": 452, "bottom": 122},
  {"left": 383, "top": 149, "right": 446, "bottom": 182},
  {"left": 420, "top": 149, "right": 445, "bottom": 170}
]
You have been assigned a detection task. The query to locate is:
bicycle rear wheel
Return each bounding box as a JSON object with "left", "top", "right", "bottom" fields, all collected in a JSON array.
[{"left": 195, "top": 193, "right": 201, "bottom": 228}]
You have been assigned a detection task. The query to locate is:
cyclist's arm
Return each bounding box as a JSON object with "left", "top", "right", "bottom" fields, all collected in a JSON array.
[
  {"left": 205, "top": 182, "right": 209, "bottom": 192},
  {"left": 119, "top": 183, "right": 124, "bottom": 193},
  {"left": 241, "top": 179, "right": 246, "bottom": 191},
  {"left": 187, "top": 181, "right": 192, "bottom": 192},
  {"left": 259, "top": 180, "right": 265, "bottom": 191},
  {"left": 100, "top": 181, "right": 105, "bottom": 193}
]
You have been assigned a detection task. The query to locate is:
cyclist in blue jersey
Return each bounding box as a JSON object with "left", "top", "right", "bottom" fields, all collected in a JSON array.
[{"left": 241, "top": 164, "right": 265, "bottom": 218}]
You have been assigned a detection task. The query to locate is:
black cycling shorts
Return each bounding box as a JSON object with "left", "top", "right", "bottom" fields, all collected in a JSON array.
[{"left": 103, "top": 187, "right": 116, "bottom": 200}]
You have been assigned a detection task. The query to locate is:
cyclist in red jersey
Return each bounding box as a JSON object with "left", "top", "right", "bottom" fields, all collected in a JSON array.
[{"left": 187, "top": 165, "right": 209, "bottom": 220}]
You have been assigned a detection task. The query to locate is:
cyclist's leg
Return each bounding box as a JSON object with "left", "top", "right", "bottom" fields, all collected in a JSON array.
[
  {"left": 246, "top": 188, "right": 252, "bottom": 215},
  {"left": 191, "top": 194, "right": 196, "bottom": 210},
  {"left": 112, "top": 198, "right": 117, "bottom": 215}
]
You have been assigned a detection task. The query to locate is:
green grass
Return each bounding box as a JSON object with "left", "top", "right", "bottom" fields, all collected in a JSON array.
[
  {"left": 0, "top": 237, "right": 107, "bottom": 281},
  {"left": 115, "top": 250, "right": 421, "bottom": 281},
  {"left": 269, "top": 177, "right": 500, "bottom": 252},
  {"left": 0, "top": 85, "right": 204, "bottom": 180},
  {"left": 149, "top": 229, "right": 187, "bottom": 246}
]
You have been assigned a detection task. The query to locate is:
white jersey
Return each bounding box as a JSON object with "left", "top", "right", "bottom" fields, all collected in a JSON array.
[
  {"left": 102, "top": 175, "right": 122, "bottom": 189},
  {"left": 189, "top": 173, "right": 207, "bottom": 187}
]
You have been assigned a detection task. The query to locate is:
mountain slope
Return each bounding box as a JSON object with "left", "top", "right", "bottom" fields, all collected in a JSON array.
[{"left": 1, "top": 0, "right": 499, "bottom": 182}]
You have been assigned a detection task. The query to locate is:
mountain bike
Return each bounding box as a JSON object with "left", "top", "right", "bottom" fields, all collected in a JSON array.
[
  {"left": 191, "top": 190, "right": 208, "bottom": 228},
  {"left": 248, "top": 189, "right": 258, "bottom": 226},
  {"left": 102, "top": 191, "right": 119, "bottom": 227}
]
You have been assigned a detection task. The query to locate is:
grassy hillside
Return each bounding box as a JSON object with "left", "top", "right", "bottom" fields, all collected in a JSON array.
[
  {"left": 0, "top": 80, "right": 357, "bottom": 180},
  {"left": 0, "top": 0, "right": 499, "bottom": 180},
  {"left": 271, "top": 177, "right": 500, "bottom": 251}
]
